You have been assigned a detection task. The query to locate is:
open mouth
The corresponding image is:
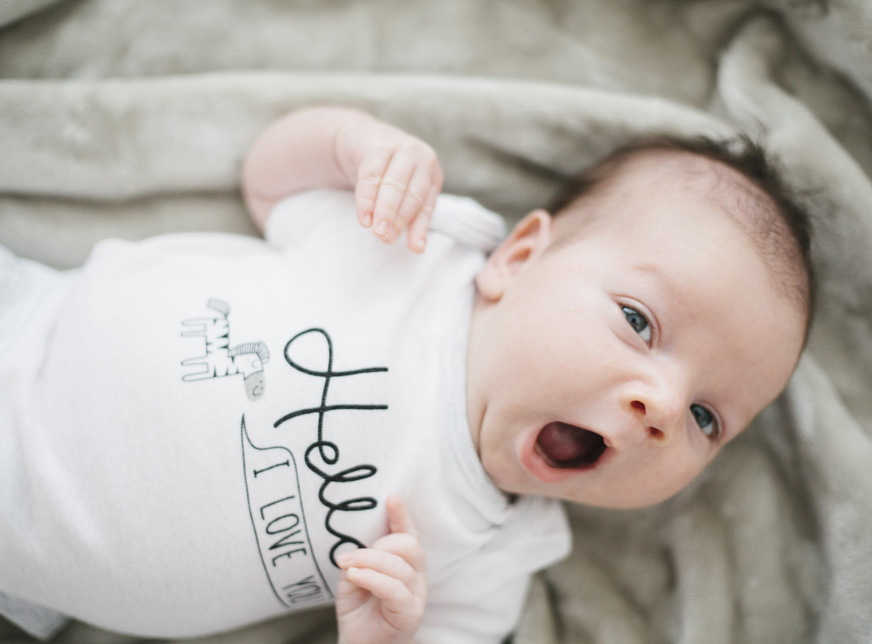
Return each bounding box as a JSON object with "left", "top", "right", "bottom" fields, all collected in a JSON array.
[{"left": 535, "top": 421, "right": 607, "bottom": 469}]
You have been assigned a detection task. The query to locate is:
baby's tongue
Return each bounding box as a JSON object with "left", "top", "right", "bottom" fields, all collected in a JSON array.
[{"left": 537, "top": 422, "right": 589, "bottom": 463}]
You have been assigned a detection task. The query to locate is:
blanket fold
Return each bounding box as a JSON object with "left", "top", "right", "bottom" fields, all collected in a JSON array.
[{"left": 1, "top": 2, "right": 870, "bottom": 642}]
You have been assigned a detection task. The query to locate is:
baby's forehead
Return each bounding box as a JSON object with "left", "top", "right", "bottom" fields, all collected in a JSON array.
[
  {"left": 554, "top": 149, "right": 767, "bottom": 242},
  {"left": 556, "top": 146, "right": 811, "bottom": 335},
  {"left": 601, "top": 148, "right": 767, "bottom": 211}
]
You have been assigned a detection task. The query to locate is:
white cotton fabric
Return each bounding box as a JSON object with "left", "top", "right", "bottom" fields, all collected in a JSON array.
[{"left": 0, "top": 191, "right": 570, "bottom": 642}]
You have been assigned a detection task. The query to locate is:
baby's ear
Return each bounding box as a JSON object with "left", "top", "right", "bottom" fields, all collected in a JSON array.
[{"left": 475, "top": 209, "right": 553, "bottom": 301}]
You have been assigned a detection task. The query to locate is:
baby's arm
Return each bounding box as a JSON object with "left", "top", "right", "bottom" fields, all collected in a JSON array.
[
  {"left": 335, "top": 495, "right": 427, "bottom": 644},
  {"left": 242, "top": 107, "right": 443, "bottom": 253}
]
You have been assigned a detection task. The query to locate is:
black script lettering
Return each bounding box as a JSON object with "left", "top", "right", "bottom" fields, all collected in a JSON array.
[
  {"left": 266, "top": 514, "right": 301, "bottom": 534},
  {"left": 259, "top": 495, "right": 296, "bottom": 520},
  {"left": 283, "top": 575, "right": 325, "bottom": 605},
  {"left": 272, "top": 547, "right": 309, "bottom": 567},
  {"left": 305, "top": 441, "right": 378, "bottom": 565},
  {"left": 242, "top": 419, "right": 332, "bottom": 607},
  {"left": 254, "top": 460, "right": 290, "bottom": 478},
  {"left": 268, "top": 527, "right": 306, "bottom": 558},
  {"left": 276, "top": 328, "right": 387, "bottom": 566}
]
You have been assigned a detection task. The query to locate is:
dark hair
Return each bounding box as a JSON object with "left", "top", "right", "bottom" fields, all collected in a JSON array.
[{"left": 546, "top": 135, "right": 816, "bottom": 342}]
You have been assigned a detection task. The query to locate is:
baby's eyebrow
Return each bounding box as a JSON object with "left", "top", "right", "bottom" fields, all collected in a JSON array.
[{"left": 630, "top": 262, "right": 684, "bottom": 305}]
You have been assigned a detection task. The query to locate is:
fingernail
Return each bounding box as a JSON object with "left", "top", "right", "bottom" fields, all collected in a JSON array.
[
  {"left": 362, "top": 213, "right": 372, "bottom": 227},
  {"left": 376, "top": 221, "right": 389, "bottom": 238},
  {"left": 337, "top": 553, "right": 351, "bottom": 567}
]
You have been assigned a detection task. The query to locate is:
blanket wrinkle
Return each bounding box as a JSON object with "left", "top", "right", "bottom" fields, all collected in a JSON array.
[
  {"left": 765, "top": 0, "right": 872, "bottom": 104},
  {"left": 0, "top": 73, "right": 729, "bottom": 216},
  {"left": 784, "top": 359, "right": 872, "bottom": 642},
  {"left": 1, "top": 1, "right": 871, "bottom": 643},
  {"left": 717, "top": 16, "right": 872, "bottom": 433},
  {"left": 0, "top": 0, "right": 59, "bottom": 30}
]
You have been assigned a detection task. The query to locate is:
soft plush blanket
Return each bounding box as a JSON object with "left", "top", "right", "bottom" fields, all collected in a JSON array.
[{"left": 1, "top": 1, "right": 871, "bottom": 642}]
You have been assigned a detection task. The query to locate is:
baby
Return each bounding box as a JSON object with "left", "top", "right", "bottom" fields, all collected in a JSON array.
[{"left": 0, "top": 107, "right": 813, "bottom": 643}]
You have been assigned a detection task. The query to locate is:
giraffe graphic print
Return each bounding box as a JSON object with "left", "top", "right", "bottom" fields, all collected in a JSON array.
[{"left": 181, "top": 298, "right": 270, "bottom": 400}]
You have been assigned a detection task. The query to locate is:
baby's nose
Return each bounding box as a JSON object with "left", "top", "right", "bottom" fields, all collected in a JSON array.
[
  {"left": 623, "top": 371, "right": 688, "bottom": 444},
  {"left": 628, "top": 397, "right": 683, "bottom": 443}
]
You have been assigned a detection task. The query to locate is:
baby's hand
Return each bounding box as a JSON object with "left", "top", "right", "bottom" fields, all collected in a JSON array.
[
  {"left": 335, "top": 495, "right": 427, "bottom": 644},
  {"left": 336, "top": 117, "right": 443, "bottom": 253}
]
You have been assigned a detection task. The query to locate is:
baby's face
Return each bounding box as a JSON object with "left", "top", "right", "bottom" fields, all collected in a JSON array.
[{"left": 466, "top": 165, "right": 806, "bottom": 508}]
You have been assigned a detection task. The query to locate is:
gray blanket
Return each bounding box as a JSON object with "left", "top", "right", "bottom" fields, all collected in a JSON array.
[{"left": 1, "top": 1, "right": 871, "bottom": 642}]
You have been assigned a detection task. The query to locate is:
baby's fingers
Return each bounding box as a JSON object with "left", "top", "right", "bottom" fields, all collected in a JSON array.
[
  {"left": 355, "top": 148, "right": 416, "bottom": 237},
  {"left": 355, "top": 144, "right": 441, "bottom": 248},
  {"left": 344, "top": 565, "right": 417, "bottom": 602},
  {"left": 372, "top": 152, "right": 417, "bottom": 241},
  {"left": 385, "top": 494, "right": 419, "bottom": 538},
  {"left": 355, "top": 148, "right": 393, "bottom": 228},
  {"left": 400, "top": 168, "right": 442, "bottom": 253},
  {"left": 344, "top": 566, "right": 422, "bottom": 634},
  {"left": 338, "top": 548, "right": 421, "bottom": 592}
]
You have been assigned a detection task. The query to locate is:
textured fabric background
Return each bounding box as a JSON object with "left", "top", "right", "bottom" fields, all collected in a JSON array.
[{"left": 1, "top": 1, "right": 870, "bottom": 642}]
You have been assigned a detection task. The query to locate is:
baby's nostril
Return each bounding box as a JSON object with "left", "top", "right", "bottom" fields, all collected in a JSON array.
[
  {"left": 648, "top": 426, "right": 665, "bottom": 440},
  {"left": 631, "top": 400, "right": 646, "bottom": 413}
]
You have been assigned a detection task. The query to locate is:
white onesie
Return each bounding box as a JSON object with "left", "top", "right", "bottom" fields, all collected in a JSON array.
[{"left": 0, "top": 191, "right": 570, "bottom": 643}]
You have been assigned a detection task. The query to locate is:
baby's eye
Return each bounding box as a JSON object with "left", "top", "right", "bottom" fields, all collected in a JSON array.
[
  {"left": 691, "top": 404, "right": 719, "bottom": 440},
  {"left": 621, "top": 306, "right": 651, "bottom": 344}
]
